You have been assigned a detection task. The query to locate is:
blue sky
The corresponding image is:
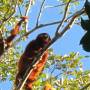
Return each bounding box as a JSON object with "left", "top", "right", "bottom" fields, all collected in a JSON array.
[{"left": 0, "top": 0, "right": 90, "bottom": 90}]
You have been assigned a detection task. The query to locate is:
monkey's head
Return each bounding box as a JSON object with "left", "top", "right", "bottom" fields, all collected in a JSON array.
[{"left": 36, "top": 33, "right": 51, "bottom": 47}]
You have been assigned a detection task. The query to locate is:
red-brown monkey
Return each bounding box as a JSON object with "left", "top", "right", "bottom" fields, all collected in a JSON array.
[{"left": 15, "top": 33, "right": 51, "bottom": 90}]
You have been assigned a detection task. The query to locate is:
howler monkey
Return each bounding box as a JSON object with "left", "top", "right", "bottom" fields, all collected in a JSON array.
[{"left": 15, "top": 33, "right": 51, "bottom": 90}]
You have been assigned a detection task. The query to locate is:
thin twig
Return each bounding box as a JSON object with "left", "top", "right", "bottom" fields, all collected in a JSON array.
[
  {"left": 25, "top": 0, "right": 33, "bottom": 32},
  {"left": 18, "top": 4, "right": 22, "bottom": 17},
  {"left": 36, "top": 0, "right": 46, "bottom": 26},
  {"left": 44, "top": 0, "right": 78, "bottom": 9},
  {"left": 55, "top": 0, "right": 71, "bottom": 35}
]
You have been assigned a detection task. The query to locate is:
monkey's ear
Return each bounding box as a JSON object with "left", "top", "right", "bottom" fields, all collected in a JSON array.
[
  {"left": 80, "top": 32, "right": 90, "bottom": 52},
  {"left": 85, "top": 0, "right": 90, "bottom": 18},
  {"left": 81, "top": 17, "right": 90, "bottom": 31}
]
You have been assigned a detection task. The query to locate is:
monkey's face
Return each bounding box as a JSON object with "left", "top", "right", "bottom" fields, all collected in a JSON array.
[{"left": 36, "top": 33, "right": 51, "bottom": 46}]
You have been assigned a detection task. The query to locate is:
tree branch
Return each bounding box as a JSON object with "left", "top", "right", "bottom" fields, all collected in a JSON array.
[
  {"left": 36, "top": 0, "right": 46, "bottom": 26},
  {"left": 18, "top": 4, "right": 23, "bottom": 17},
  {"left": 24, "top": 0, "right": 34, "bottom": 32},
  {"left": 44, "top": 0, "right": 78, "bottom": 9},
  {"left": 55, "top": 0, "right": 71, "bottom": 35}
]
